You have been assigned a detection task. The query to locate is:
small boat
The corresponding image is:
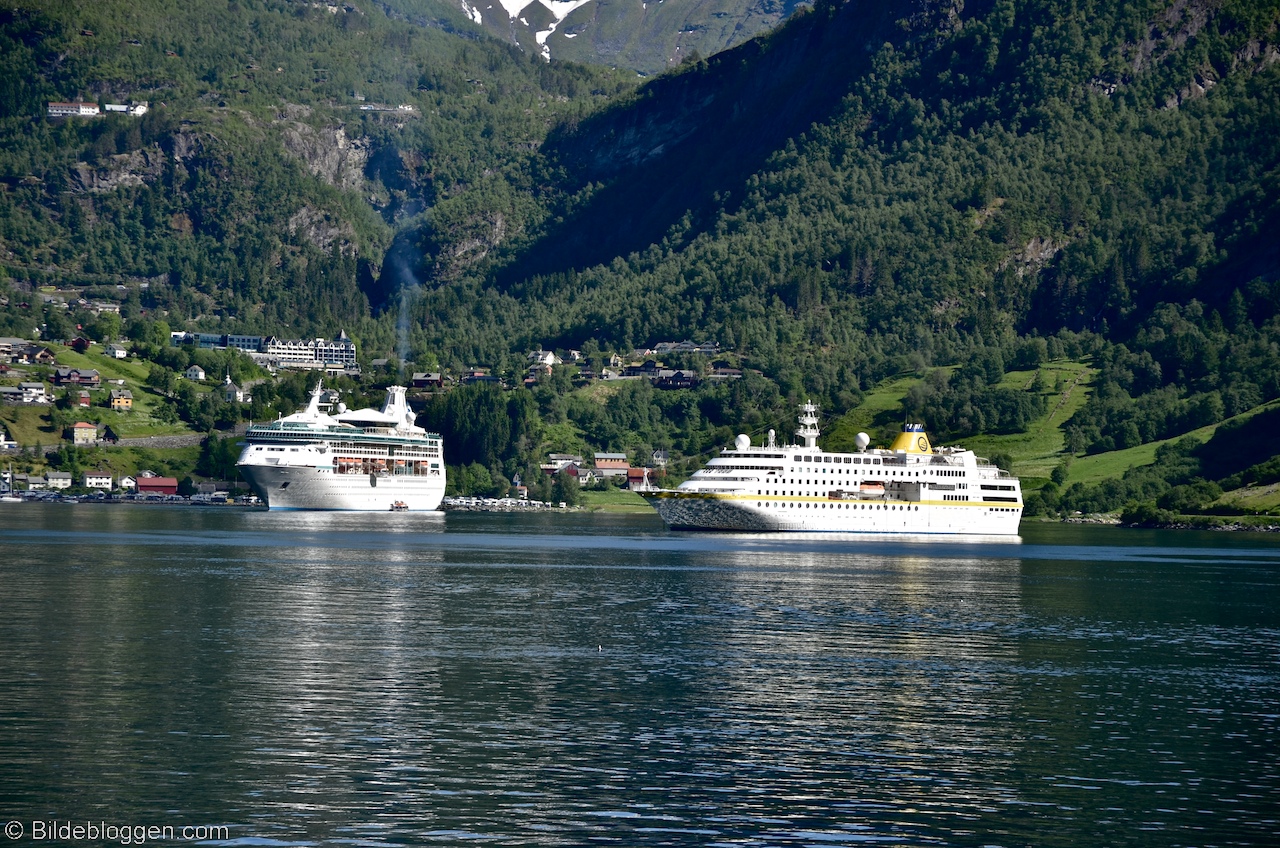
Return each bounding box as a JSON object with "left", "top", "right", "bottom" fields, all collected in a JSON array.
[{"left": 389, "top": 501, "right": 408, "bottom": 511}]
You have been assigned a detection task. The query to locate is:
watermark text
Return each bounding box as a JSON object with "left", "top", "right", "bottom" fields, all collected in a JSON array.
[{"left": 6, "top": 820, "right": 229, "bottom": 844}]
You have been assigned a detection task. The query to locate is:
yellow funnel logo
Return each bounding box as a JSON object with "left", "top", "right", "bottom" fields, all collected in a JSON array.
[{"left": 890, "top": 425, "right": 931, "bottom": 454}]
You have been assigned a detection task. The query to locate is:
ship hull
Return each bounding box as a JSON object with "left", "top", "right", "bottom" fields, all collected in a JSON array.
[
  {"left": 238, "top": 462, "right": 445, "bottom": 511},
  {"left": 642, "top": 492, "right": 1021, "bottom": 535}
]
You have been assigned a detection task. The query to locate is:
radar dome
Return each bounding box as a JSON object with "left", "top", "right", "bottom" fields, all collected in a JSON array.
[
  {"left": 855, "top": 432, "right": 871, "bottom": 451},
  {"left": 337, "top": 402, "right": 348, "bottom": 413},
  {"left": 735, "top": 434, "right": 750, "bottom": 451}
]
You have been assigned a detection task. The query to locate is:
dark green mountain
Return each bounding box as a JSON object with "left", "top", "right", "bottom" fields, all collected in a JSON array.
[
  {"left": 401, "top": 0, "right": 1280, "bottom": 394},
  {"left": 0, "top": 0, "right": 630, "bottom": 338}
]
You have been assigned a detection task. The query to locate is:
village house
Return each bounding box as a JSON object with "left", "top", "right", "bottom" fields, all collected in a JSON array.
[
  {"left": 118, "top": 475, "right": 137, "bottom": 491},
  {"left": 627, "top": 467, "right": 656, "bottom": 491},
  {"left": 46, "top": 101, "right": 100, "bottom": 117},
  {"left": 184, "top": 365, "right": 207, "bottom": 381},
  {"left": 53, "top": 367, "right": 101, "bottom": 387},
  {"left": 82, "top": 471, "right": 113, "bottom": 490},
  {"left": 110, "top": 389, "right": 133, "bottom": 411},
  {"left": 654, "top": 369, "right": 700, "bottom": 390},
  {"left": 593, "top": 452, "right": 631, "bottom": 481},
  {"left": 223, "top": 375, "right": 249, "bottom": 403},
  {"left": 0, "top": 337, "right": 30, "bottom": 360},
  {"left": 136, "top": 476, "right": 179, "bottom": 496},
  {"left": 103, "top": 342, "right": 129, "bottom": 359},
  {"left": 20, "top": 346, "right": 57, "bottom": 366},
  {"left": 71, "top": 422, "right": 97, "bottom": 445},
  {"left": 527, "top": 349, "right": 561, "bottom": 368},
  {"left": 621, "top": 360, "right": 664, "bottom": 378},
  {"left": 410, "top": 372, "right": 443, "bottom": 390},
  {"left": 257, "top": 330, "right": 358, "bottom": 373},
  {"left": 44, "top": 471, "right": 73, "bottom": 490},
  {"left": 460, "top": 370, "right": 500, "bottom": 385},
  {"left": 0, "top": 382, "right": 50, "bottom": 404},
  {"left": 22, "top": 382, "right": 49, "bottom": 404},
  {"left": 76, "top": 389, "right": 91, "bottom": 408},
  {"left": 103, "top": 100, "right": 148, "bottom": 116},
  {"left": 557, "top": 463, "right": 595, "bottom": 487},
  {"left": 540, "top": 453, "right": 583, "bottom": 474}
]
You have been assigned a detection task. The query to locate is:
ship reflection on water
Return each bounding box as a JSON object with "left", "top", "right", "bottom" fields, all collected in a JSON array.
[{"left": 1, "top": 508, "right": 1277, "bottom": 847}]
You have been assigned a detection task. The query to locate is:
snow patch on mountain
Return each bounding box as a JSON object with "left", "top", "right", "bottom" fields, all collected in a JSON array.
[{"left": 475, "top": 0, "right": 596, "bottom": 60}]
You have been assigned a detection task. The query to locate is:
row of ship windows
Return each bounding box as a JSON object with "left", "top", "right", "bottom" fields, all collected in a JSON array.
[
  {"left": 791, "top": 455, "right": 971, "bottom": 474},
  {"left": 754, "top": 502, "right": 1019, "bottom": 512},
  {"left": 757, "top": 502, "right": 920, "bottom": 511},
  {"left": 256, "top": 445, "right": 439, "bottom": 457},
  {"left": 711, "top": 467, "right": 968, "bottom": 478},
  {"left": 796, "top": 456, "right": 883, "bottom": 465},
  {"left": 772, "top": 471, "right": 946, "bottom": 483}
]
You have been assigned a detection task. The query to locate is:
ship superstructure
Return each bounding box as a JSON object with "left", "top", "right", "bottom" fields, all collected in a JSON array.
[
  {"left": 237, "top": 383, "right": 445, "bottom": 511},
  {"left": 642, "top": 402, "right": 1022, "bottom": 534}
]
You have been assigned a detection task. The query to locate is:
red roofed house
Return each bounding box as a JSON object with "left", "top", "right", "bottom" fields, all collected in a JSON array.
[
  {"left": 136, "top": 476, "right": 179, "bottom": 496},
  {"left": 627, "top": 467, "right": 656, "bottom": 490},
  {"left": 71, "top": 421, "right": 97, "bottom": 445}
]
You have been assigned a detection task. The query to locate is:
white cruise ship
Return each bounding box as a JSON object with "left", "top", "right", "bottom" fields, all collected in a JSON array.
[
  {"left": 237, "top": 383, "right": 445, "bottom": 511},
  {"left": 641, "top": 402, "right": 1022, "bottom": 534}
]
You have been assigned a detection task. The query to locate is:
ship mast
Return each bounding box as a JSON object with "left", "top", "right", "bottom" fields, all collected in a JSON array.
[{"left": 796, "top": 401, "right": 820, "bottom": 448}]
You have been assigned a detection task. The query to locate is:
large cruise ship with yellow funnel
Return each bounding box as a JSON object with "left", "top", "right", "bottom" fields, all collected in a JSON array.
[{"left": 641, "top": 402, "right": 1022, "bottom": 534}]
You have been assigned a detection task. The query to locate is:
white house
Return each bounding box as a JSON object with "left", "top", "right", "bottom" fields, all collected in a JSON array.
[
  {"left": 82, "top": 471, "right": 113, "bottom": 490},
  {"left": 104, "top": 343, "right": 129, "bottom": 359},
  {"left": 527, "top": 349, "right": 561, "bottom": 367},
  {"left": 118, "top": 475, "right": 137, "bottom": 491},
  {"left": 47, "top": 101, "right": 100, "bottom": 117},
  {"left": 20, "top": 382, "right": 48, "bottom": 404},
  {"left": 45, "top": 471, "right": 73, "bottom": 490},
  {"left": 184, "top": 365, "right": 206, "bottom": 381},
  {"left": 223, "top": 375, "right": 250, "bottom": 403},
  {"left": 103, "top": 101, "right": 148, "bottom": 116}
]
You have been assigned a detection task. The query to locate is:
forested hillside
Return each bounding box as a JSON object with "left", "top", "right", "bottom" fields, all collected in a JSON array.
[
  {"left": 398, "top": 0, "right": 1280, "bottom": 452},
  {"left": 3, "top": 0, "right": 1280, "bottom": 519},
  {"left": 0, "top": 0, "right": 630, "bottom": 342}
]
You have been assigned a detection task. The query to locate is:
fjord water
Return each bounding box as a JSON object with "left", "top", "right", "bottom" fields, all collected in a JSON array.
[{"left": 1, "top": 506, "right": 1277, "bottom": 847}]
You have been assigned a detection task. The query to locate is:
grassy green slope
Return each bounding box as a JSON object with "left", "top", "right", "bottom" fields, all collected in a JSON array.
[
  {"left": 1066, "top": 398, "right": 1280, "bottom": 488},
  {"left": 962, "top": 361, "right": 1095, "bottom": 483},
  {"left": 823, "top": 359, "right": 1097, "bottom": 482}
]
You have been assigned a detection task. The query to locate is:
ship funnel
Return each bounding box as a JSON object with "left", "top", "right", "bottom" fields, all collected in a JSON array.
[
  {"left": 381, "top": 386, "right": 417, "bottom": 429},
  {"left": 889, "top": 423, "right": 932, "bottom": 454}
]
